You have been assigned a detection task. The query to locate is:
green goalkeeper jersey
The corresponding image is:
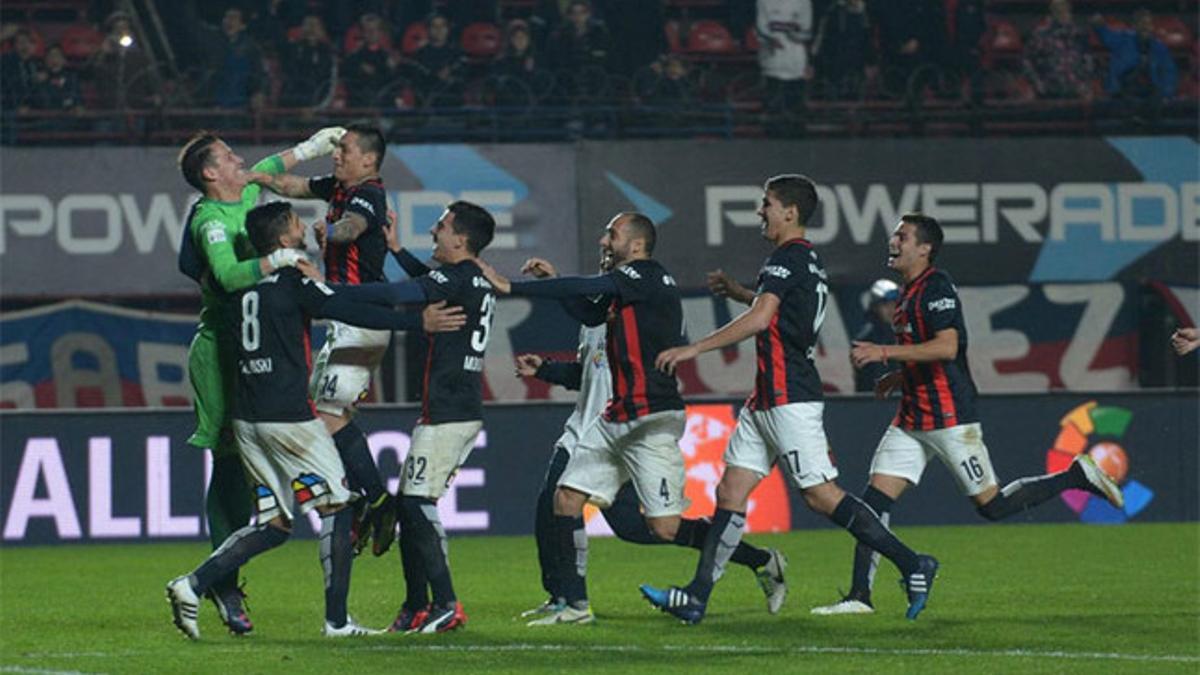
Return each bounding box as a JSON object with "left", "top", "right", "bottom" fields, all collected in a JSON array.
[{"left": 180, "top": 154, "right": 285, "bottom": 334}]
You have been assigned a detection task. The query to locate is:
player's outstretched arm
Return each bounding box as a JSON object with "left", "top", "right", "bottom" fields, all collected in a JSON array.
[
  {"left": 707, "top": 269, "right": 755, "bottom": 305},
  {"left": 245, "top": 127, "right": 346, "bottom": 198},
  {"left": 318, "top": 295, "right": 463, "bottom": 333},
  {"left": 516, "top": 353, "right": 584, "bottom": 390},
  {"left": 656, "top": 292, "right": 780, "bottom": 374},
  {"left": 851, "top": 328, "right": 958, "bottom": 368},
  {"left": 329, "top": 280, "right": 428, "bottom": 306},
  {"left": 1171, "top": 327, "right": 1200, "bottom": 356}
]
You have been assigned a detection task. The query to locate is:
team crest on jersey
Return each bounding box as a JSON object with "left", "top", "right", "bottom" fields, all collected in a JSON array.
[
  {"left": 291, "top": 473, "right": 331, "bottom": 504},
  {"left": 429, "top": 270, "right": 450, "bottom": 284},
  {"left": 203, "top": 222, "right": 227, "bottom": 244},
  {"left": 927, "top": 297, "right": 957, "bottom": 312}
]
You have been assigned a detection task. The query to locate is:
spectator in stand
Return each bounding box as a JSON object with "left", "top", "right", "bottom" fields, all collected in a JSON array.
[
  {"left": 1091, "top": 9, "right": 1177, "bottom": 123},
  {"left": 493, "top": 19, "right": 544, "bottom": 83},
  {"left": 756, "top": 0, "right": 813, "bottom": 135},
  {"left": 1024, "top": 0, "right": 1094, "bottom": 100},
  {"left": 212, "top": 7, "right": 266, "bottom": 109},
  {"left": 281, "top": 14, "right": 335, "bottom": 107},
  {"left": 811, "top": 0, "right": 875, "bottom": 100},
  {"left": 546, "top": 1, "right": 610, "bottom": 81},
  {"left": 33, "top": 44, "right": 83, "bottom": 112},
  {"left": 1, "top": 28, "right": 43, "bottom": 112},
  {"left": 413, "top": 13, "right": 465, "bottom": 105},
  {"left": 344, "top": 12, "right": 398, "bottom": 108},
  {"left": 444, "top": 0, "right": 499, "bottom": 29},
  {"left": 871, "top": 0, "right": 946, "bottom": 99},
  {"left": 945, "top": 0, "right": 986, "bottom": 102},
  {"left": 248, "top": 0, "right": 304, "bottom": 58},
  {"left": 598, "top": 0, "right": 666, "bottom": 78},
  {"left": 87, "top": 11, "right": 157, "bottom": 110},
  {"left": 530, "top": 0, "right": 572, "bottom": 53}
]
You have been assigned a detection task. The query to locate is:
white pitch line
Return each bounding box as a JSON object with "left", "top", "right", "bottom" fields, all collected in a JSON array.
[
  {"left": 0, "top": 666, "right": 102, "bottom": 675},
  {"left": 17, "top": 644, "right": 1199, "bottom": 665}
]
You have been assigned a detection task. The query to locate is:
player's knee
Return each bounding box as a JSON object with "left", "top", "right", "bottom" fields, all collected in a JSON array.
[
  {"left": 266, "top": 517, "right": 293, "bottom": 536},
  {"left": 975, "top": 496, "right": 1004, "bottom": 521},
  {"left": 645, "top": 517, "right": 678, "bottom": 542},
  {"left": 553, "top": 487, "right": 587, "bottom": 516}
]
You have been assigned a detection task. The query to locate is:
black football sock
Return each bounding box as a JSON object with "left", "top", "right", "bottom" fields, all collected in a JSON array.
[
  {"left": 536, "top": 448, "right": 570, "bottom": 598},
  {"left": 191, "top": 522, "right": 289, "bottom": 595},
  {"left": 603, "top": 482, "right": 659, "bottom": 545},
  {"left": 320, "top": 506, "right": 354, "bottom": 627},
  {"left": 552, "top": 514, "right": 588, "bottom": 607},
  {"left": 205, "top": 451, "right": 252, "bottom": 598},
  {"left": 674, "top": 517, "right": 771, "bottom": 569},
  {"left": 402, "top": 496, "right": 456, "bottom": 607},
  {"left": 849, "top": 486, "right": 893, "bottom": 602},
  {"left": 397, "top": 499, "right": 429, "bottom": 610},
  {"left": 829, "top": 495, "right": 920, "bottom": 577},
  {"left": 684, "top": 508, "right": 745, "bottom": 603},
  {"left": 977, "top": 469, "right": 1077, "bottom": 521},
  {"left": 333, "top": 423, "right": 386, "bottom": 503}
]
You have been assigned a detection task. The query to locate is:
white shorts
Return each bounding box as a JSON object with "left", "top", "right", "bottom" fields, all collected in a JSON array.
[
  {"left": 233, "top": 418, "right": 353, "bottom": 523},
  {"left": 400, "top": 420, "right": 483, "bottom": 499},
  {"left": 559, "top": 410, "right": 686, "bottom": 518},
  {"left": 309, "top": 321, "right": 390, "bottom": 416},
  {"left": 724, "top": 402, "right": 838, "bottom": 490},
  {"left": 869, "top": 423, "right": 997, "bottom": 497}
]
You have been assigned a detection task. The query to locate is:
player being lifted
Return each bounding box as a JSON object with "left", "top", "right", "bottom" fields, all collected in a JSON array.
[
  {"left": 511, "top": 252, "right": 788, "bottom": 623},
  {"left": 334, "top": 200, "right": 497, "bottom": 634},
  {"left": 810, "top": 213, "right": 1124, "bottom": 616},
  {"left": 643, "top": 175, "right": 938, "bottom": 624},
  {"left": 480, "top": 212, "right": 699, "bottom": 626},
  {"left": 250, "top": 123, "right": 399, "bottom": 557},
  {"left": 166, "top": 202, "right": 465, "bottom": 640},
  {"left": 176, "top": 125, "right": 344, "bottom": 634}
]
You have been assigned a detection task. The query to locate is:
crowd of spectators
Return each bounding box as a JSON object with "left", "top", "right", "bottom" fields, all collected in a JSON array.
[{"left": 0, "top": 0, "right": 1192, "bottom": 135}]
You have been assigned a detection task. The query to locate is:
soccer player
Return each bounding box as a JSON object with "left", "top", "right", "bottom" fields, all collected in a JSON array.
[
  {"left": 811, "top": 213, "right": 1125, "bottom": 616},
  {"left": 250, "top": 123, "right": 399, "bottom": 557},
  {"left": 511, "top": 255, "right": 788, "bottom": 623},
  {"left": 165, "top": 202, "right": 465, "bottom": 640},
  {"left": 643, "top": 175, "right": 938, "bottom": 624},
  {"left": 176, "top": 125, "right": 344, "bottom": 634},
  {"left": 334, "top": 200, "right": 497, "bottom": 634},
  {"left": 479, "top": 212, "right": 694, "bottom": 626}
]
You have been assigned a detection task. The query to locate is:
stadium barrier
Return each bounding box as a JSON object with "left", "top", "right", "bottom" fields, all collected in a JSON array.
[{"left": 2, "top": 391, "right": 1194, "bottom": 546}]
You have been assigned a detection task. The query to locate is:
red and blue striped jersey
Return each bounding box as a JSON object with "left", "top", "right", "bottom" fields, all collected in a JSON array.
[
  {"left": 747, "top": 238, "right": 828, "bottom": 411},
  {"left": 892, "top": 267, "right": 978, "bottom": 430},
  {"left": 309, "top": 175, "right": 388, "bottom": 285},
  {"left": 603, "top": 259, "right": 686, "bottom": 422}
]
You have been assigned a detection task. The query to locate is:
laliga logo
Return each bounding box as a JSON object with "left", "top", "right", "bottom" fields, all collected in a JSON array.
[{"left": 1045, "top": 401, "right": 1153, "bottom": 524}]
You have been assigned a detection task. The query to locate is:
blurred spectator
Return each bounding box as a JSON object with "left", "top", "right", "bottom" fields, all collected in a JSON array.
[
  {"left": 756, "top": 0, "right": 813, "bottom": 135},
  {"left": 492, "top": 20, "right": 544, "bottom": 82},
  {"left": 248, "top": 0, "right": 304, "bottom": 57},
  {"left": 945, "top": 0, "right": 986, "bottom": 101},
  {"left": 546, "top": 1, "right": 610, "bottom": 75},
  {"left": 1024, "top": 0, "right": 1094, "bottom": 100},
  {"left": 87, "top": 12, "right": 157, "bottom": 109},
  {"left": 530, "top": 0, "right": 572, "bottom": 52},
  {"left": 639, "top": 53, "right": 694, "bottom": 104},
  {"left": 852, "top": 279, "right": 899, "bottom": 393},
  {"left": 281, "top": 14, "right": 335, "bottom": 107},
  {"left": 872, "top": 0, "right": 946, "bottom": 99},
  {"left": 412, "top": 13, "right": 465, "bottom": 103},
  {"left": 33, "top": 45, "right": 83, "bottom": 111},
  {"left": 344, "top": 12, "right": 399, "bottom": 108},
  {"left": 598, "top": 0, "right": 665, "bottom": 77},
  {"left": 1, "top": 28, "right": 43, "bottom": 111},
  {"left": 443, "top": 0, "right": 499, "bottom": 29},
  {"left": 211, "top": 7, "right": 266, "bottom": 109},
  {"left": 1092, "top": 10, "right": 1178, "bottom": 106},
  {"left": 811, "top": 0, "right": 875, "bottom": 100}
]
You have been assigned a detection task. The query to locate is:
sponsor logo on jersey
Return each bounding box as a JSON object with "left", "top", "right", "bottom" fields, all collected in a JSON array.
[
  {"left": 618, "top": 265, "right": 641, "bottom": 280},
  {"left": 472, "top": 276, "right": 493, "bottom": 289},
  {"left": 203, "top": 222, "right": 227, "bottom": 244},
  {"left": 763, "top": 264, "right": 791, "bottom": 279},
  {"left": 662, "top": 274, "right": 677, "bottom": 286},
  {"left": 808, "top": 263, "right": 827, "bottom": 279},
  {"left": 927, "top": 297, "right": 957, "bottom": 312},
  {"left": 429, "top": 270, "right": 449, "bottom": 284},
  {"left": 350, "top": 195, "right": 375, "bottom": 215}
]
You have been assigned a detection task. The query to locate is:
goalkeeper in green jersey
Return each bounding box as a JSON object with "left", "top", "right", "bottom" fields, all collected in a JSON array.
[{"left": 175, "top": 126, "right": 345, "bottom": 635}]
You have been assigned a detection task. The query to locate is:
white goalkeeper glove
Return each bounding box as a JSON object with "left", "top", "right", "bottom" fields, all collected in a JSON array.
[
  {"left": 267, "top": 248, "right": 306, "bottom": 270},
  {"left": 292, "top": 126, "right": 346, "bottom": 162}
]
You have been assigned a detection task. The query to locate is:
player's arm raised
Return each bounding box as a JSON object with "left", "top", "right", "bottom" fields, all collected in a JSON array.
[
  {"left": 657, "top": 292, "right": 780, "bottom": 374},
  {"left": 384, "top": 209, "right": 432, "bottom": 277},
  {"left": 851, "top": 328, "right": 958, "bottom": 368}
]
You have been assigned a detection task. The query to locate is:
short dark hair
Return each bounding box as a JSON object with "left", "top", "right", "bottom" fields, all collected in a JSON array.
[
  {"left": 619, "top": 212, "right": 656, "bottom": 254},
  {"left": 764, "top": 174, "right": 819, "bottom": 226},
  {"left": 178, "top": 132, "right": 220, "bottom": 192},
  {"left": 900, "top": 212, "right": 944, "bottom": 263},
  {"left": 343, "top": 122, "right": 385, "bottom": 171},
  {"left": 246, "top": 201, "right": 294, "bottom": 256},
  {"left": 448, "top": 201, "right": 495, "bottom": 255}
]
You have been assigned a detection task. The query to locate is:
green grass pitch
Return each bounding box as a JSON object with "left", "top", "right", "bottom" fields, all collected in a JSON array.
[{"left": 2, "top": 522, "right": 1197, "bottom": 674}]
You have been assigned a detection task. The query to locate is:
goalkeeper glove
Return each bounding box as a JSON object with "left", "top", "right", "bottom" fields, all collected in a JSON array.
[
  {"left": 267, "top": 248, "right": 306, "bottom": 271},
  {"left": 293, "top": 126, "right": 346, "bottom": 161}
]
